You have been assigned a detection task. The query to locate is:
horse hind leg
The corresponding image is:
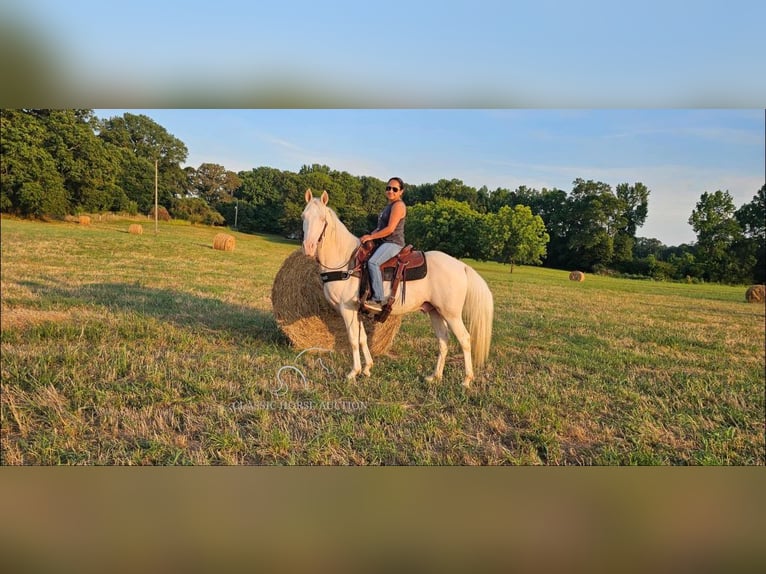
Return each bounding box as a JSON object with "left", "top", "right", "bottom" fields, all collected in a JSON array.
[
  {"left": 426, "top": 310, "right": 450, "bottom": 383},
  {"left": 443, "top": 314, "right": 474, "bottom": 388}
]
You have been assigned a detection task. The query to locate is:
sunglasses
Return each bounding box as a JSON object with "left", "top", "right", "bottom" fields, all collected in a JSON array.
[{"left": 386, "top": 186, "right": 401, "bottom": 192}]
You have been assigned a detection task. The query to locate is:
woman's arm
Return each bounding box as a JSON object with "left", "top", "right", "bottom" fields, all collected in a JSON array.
[{"left": 361, "top": 202, "right": 406, "bottom": 242}]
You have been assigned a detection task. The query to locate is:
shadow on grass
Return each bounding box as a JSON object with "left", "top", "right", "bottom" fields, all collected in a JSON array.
[{"left": 21, "top": 279, "right": 288, "bottom": 346}]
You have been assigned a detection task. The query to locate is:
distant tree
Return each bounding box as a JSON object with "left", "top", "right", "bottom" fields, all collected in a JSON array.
[
  {"left": 0, "top": 109, "right": 68, "bottom": 216},
  {"left": 615, "top": 182, "right": 650, "bottom": 236},
  {"left": 192, "top": 163, "right": 241, "bottom": 205},
  {"left": 171, "top": 197, "right": 225, "bottom": 225},
  {"left": 40, "top": 109, "right": 124, "bottom": 213},
  {"left": 485, "top": 205, "right": 549, "bottom": 271},
  {"left": 97, "top": 112, "right": 188, "bottom": 207},
  {"left": 486, "top": 186, "right": 513, "bottom": 213},
  {"left": 475, "top": 185, "right": 490, "bottom": 213},
  {"left": 735, "top": 184, "right": 766, "bottom": 282},
  {"left": 614, "top": 182, "right": 650, "bottom": 265},
  {"left": 633, "top": 237, "right": 666, "bottom": 259},
  {"left": 113, "top": 151, "right": 156, "bottom": 213},
  {"left": 565, "top": 179, "right": 626, "bottom": 270},
  {"left": 359, "top": 175, "right": 388, "bottom": 229},
  {"left": 235, "top": 166, "right": 290, "bottom": 233},
  {"left": 689, "top": 190, "right": 745, "bottom": 282},
  {"left": 1, "top": 109, "right": 137, "bottom": 215},
  {"left": 432, "top": 178, "right": 479, "bottom": 209},
  {"left": 407, "top": 199, "right": 482, "bottom": 258},
  {"left": 406, "top": 182, "right": 435, "bottom": 206}
]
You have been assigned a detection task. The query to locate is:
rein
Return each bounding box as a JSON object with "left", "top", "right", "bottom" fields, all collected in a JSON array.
[{"left": 313, "top": 217, "right": 361, "bottom": 277}]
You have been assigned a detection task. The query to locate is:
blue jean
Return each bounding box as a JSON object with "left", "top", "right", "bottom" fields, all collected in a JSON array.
[{"left": 367, "top": 242, "right": 403, "bottom": 301}]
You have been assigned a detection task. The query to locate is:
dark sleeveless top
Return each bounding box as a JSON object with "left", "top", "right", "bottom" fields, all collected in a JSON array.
[{"left": 377, "top": 200, "right": 406, "bottom": 246}]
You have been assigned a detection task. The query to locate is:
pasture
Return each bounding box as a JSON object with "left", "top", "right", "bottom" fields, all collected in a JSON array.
[{"left": 1, "top": 216, "right": 764, "bottom": 464}]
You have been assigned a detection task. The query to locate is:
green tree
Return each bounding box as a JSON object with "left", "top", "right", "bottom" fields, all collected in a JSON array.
[
  {"left": 170, "top": 197, "right": 225, "bottom": 225},
  {"left": 432, "top": 178, "right": 479, "bottom": 209},
  {"left": 532, "top": 187, "right": 570, "bottom": 269},
  {"left": 359, "top": 175, "right": 388, "bottom": 229},
  {"left": 38, "top": 109, "right": 124, "bottom": 213},
  {"left": 97, "top": 112, "right": 188, "bottom": 210},
  {"left": 566, "top": 179, "right": 626, "bottom": 271},
  {"left": 486, "top": 205, "right": 549, "bottom": 271},
  {"left": 406, "top": 182, "right": 435, "bottom": 206},
  {"left": 236, "top": 166, "right": 290, "bottom": 233},
  {"left": 0, "top": 109, "right": 69, "bottom": 216},
  {"left": 689, "top": 190, "right": 745, "bottom": 282},
  {"left": 614, "top": 182, "right": 650, "bottom": 265},
  {"left": 407, "top": 199, "right": 482, "bottom": 258},
  {"left": 735, "top": 184, "right": 766, "bottom": 282},
  {"left": 633, "top": 237, "right": 666, "bottom": 259},
  {"left": 191, "top": 163, "right": 241, "bottom": 205}
]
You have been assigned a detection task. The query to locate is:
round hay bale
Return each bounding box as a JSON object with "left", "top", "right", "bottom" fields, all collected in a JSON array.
[
  {"left": 271, "top": 249, "right": 401, "bottom": 356},
  {"left": 745, "top": 284, "right": 765, "bottom": 303},
  {"left": 79, "top": 215, "right": 91, "bottom": 225},
  {"left": 213, "top": 233, "right": 236, "bottom": 252},
  {"left": 569, "top": 270, "right": 585, "bottom": 282},
  {"left": 128, "top": 224, "right": 143, "bottom": 235}
]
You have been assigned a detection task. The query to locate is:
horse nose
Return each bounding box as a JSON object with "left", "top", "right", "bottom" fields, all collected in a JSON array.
[{"left": 303, "top": 239, "right": 315, "bottom": 256}]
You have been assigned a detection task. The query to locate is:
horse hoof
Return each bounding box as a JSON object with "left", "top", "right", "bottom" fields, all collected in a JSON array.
[
  {"left": 461, "top": 378, "right": 473, "bottom": 388},
  {"left": 425, "top": 374, "right": 441, "bottom": 383},
  {"left": 346, "top": 371, "right": 359, "bottom": 381},
  {"left": 363, "top": 367, "right": 372, "bottom": 377}
]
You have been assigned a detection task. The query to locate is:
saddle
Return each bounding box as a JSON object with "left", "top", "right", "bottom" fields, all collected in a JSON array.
[{"left": 358, "top": 242, "right": 427, "bottom": 323}]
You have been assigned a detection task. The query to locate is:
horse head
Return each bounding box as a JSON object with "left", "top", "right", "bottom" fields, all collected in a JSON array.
[{"left": 301, "top": 189, "right": 330, "bottom": 257}]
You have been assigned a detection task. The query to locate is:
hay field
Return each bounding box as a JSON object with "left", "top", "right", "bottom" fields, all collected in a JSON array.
[{"left": 1, "top": 216, "right": 764, "bottom": 465}]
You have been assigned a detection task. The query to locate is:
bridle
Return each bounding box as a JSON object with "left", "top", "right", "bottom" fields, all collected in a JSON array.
[{"left": 310, "top": 212, "right": 361, "bottom": 273}]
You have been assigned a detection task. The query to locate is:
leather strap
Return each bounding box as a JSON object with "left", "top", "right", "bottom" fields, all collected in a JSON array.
[{"left": 320, "top": 270, "right": 351, "bottom": 283}]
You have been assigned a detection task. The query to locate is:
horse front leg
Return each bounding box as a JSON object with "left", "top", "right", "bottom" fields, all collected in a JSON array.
[{"left": 340, "top": 306, "right": 373, "bottom": 379}]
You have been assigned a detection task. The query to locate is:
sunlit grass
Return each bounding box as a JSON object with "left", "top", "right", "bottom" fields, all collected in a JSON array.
[{"left": 1, "top": 216, "right": 764, "bottom": 465}]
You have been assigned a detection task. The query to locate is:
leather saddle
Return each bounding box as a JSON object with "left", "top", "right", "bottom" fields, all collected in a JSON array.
[{"left": 358, "top": 242, "right": 427, "bottom": 322}]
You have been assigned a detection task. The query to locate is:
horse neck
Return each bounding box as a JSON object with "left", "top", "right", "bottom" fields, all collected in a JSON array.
[{"left": 317, "top": 211, "right": 359, "bottom": 270}]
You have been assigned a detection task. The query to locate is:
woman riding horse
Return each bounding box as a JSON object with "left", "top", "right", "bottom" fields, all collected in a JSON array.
[{"left": 359, "top": 177, "right": 407, "bottom": 313}]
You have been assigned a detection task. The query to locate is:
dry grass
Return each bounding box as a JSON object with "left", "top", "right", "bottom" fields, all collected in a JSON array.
[
  {"left": 1, "top": 216, "right": 763, "bottom": 465},
  {"left": 271, "top": 249, "right": 401, "bottom": 355},
  {"left": 0, "top": 307, "right": 72, "bottom": 331}
]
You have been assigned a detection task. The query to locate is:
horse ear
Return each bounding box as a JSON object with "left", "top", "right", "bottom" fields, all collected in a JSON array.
[
  {"left": 304, "top": 189, "right": 313, "bottom": 203},
  {"left": 321, "top": 190, "right": 329, "bottom": 205}
]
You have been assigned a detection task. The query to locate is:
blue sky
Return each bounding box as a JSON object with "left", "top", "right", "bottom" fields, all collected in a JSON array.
[
  {"left": 4, "top": 1, "right": 764, "bottom": 244},
  {"left": 95, "top": 109, "right": 764, "bottom": 246},
  {"left": 5, "top": 0, "right": 765, "bottom": 106}
]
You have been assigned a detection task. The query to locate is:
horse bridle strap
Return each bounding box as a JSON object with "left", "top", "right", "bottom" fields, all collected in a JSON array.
[{"left": 320, "top": 270, "right": 356, "bottom": 283}]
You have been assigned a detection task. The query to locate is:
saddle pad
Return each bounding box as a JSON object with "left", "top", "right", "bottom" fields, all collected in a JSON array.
[{"left": 382, "top": 255, "right": 428, "bottom": 282}]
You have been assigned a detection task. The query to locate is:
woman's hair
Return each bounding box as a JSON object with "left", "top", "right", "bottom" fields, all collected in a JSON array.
[{"left": 388, "top": 177, "right": 405, "bottom": 191}]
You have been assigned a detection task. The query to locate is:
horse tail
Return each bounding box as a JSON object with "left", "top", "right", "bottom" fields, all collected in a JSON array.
[{"left": 463, "top": 264, "right": 493, "bottom": 369}]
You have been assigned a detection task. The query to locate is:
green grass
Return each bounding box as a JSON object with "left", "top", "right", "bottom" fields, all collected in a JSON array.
[{"left": 1, "top": 215, "right": 764, "bottom": 465}]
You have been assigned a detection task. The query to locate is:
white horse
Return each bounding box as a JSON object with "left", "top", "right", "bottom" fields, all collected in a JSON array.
[{"left": 301, "top": 189, "right": 493, "bottom": 387}]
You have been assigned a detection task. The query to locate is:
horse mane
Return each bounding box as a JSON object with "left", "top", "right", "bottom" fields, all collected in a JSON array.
[{"left": 321, "top": 201, "right": 357, "bottom": 246}]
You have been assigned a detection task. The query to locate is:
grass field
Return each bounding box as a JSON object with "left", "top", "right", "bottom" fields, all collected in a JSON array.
[{"left": 1, "top": 215, "right": 764, "bottom": 465}]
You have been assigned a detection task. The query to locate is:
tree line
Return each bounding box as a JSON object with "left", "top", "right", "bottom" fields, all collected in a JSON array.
[{"left": 1, "top": 109, "right": 763, "bottom": 284}]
